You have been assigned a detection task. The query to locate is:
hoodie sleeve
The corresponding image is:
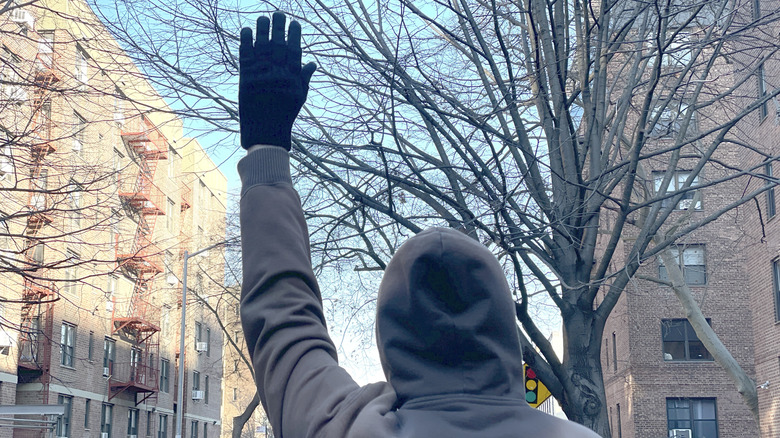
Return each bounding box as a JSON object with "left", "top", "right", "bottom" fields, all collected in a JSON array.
[{"left": 238, "top": 147, "right": 367, "bottom": 438}]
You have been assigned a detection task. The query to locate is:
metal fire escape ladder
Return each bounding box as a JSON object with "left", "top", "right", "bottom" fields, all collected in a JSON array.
[
  {"left": 111, "top": 118, "right": 168, "bottom": 404},
  {"left": 17, "top": 43, "right": 62, "bottom": 406}
]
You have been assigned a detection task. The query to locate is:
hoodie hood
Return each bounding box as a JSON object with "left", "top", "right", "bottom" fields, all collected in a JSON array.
[{"left": 376, "top": 228, "right": 525, "bottom": 404}]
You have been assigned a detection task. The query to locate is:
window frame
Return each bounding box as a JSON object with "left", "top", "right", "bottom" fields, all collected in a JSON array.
[
  {"left": 204, "top": 375, "right": 209, "bottom": 404},
  {"left": 767, "top": 161, "right": 776, "bottom": 218},
  {"left": 192, "top": 370, "right": 200, "bottom": 391},
  {"left": 56, "top": 394, "right": 72, "bottom": 437},
  {"left": 666, "top": 397, "right": 719, "bottom": 438},
  {"left": 60, "top": 322, "right": 75, "bottom": 367},
  {"left": 160, "top": 358, "right": 170, "bottom": 393},
  {"left": 772, "top": 260, "right": 780, "bottom": 323},
  {"left": 72, "top": 112, "right": 86, "bottom": 155},
  {"left": 658, "top": 244, "right": 707, "bottom": 286},
  {"left": 758, "top": 63, "right": 768, "bottom": 121},
  {"left": 157, "top": 414, "right": 168, "bottom": 438},
  {"left": 127, "top": 408, "right": 139, "bottom": 437},
  {"left": 662, "top": 318, "right": 713, "bottom": 362},
  {"left": 84, "top": 399, "right": 90, "bottom": 429},
  {"left": 103, "top": 337, "right": 116, "bottom": 374},
  {"left": 650, "top": 100, "right": 696, "bottom": 139},
  {"left": 101, "top": 403, "right": 113, "bottom": 438},
  {"left": 653, "top": 170, "right": 702, "bottom": 211}
]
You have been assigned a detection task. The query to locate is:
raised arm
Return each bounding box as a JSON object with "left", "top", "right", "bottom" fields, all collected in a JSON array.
[{"left": 237, "top": 13, "right": 364, "bottom": 437}]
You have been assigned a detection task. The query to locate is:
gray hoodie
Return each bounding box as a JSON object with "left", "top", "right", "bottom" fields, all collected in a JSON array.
[{"left": 239, "top": 147, "right": 601, "bottom": 437}]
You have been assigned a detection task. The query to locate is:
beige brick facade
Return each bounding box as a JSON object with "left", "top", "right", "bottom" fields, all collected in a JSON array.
[{"left": 1, "top": 1, "right": 226, "bottom": 437}]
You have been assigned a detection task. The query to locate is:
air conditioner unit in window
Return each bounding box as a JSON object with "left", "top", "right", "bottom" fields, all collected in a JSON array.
[
  {"left": 101, "top": 433, "right": 109, "bottom": 438},
  {"left": 192, "top": 390, "right": 204, "bottom": 400},
  {"left": 195, "top": 342, "right": 208, "bottom": 352},
  {"left": 103, "top": 367, "right": 110, "bottom": 376},
  {"left": 10, "top": 8, "right": 34, "bottom": 29},
  {"left": 670, "top": 429, "right": 692, "bottom": 438},
  {"left": 128, "top": 435, "right": 137, "bottom": 438}
]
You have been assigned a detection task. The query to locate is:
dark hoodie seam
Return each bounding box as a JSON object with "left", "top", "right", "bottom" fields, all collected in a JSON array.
[
  {"left": 399, "top": 392, "right": 527, "bottom": 409},
  {"left": 436, "top": 229, "right": 469, "bottom": 395}
]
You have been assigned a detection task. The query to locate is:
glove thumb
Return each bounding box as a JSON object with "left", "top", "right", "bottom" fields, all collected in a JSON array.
[{"left": 302, "top": 62, "right": 317, "bottom": 89}]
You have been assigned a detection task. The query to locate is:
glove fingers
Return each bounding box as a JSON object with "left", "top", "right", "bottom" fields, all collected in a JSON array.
[
  {"left": 287, "top": 20, "right": 302, "bottom": 73},
  {"left": 255, "top": 16, "right": 271, "bottom": 62},
  {"left": 239, "top": 27, "right": 254, "bottom": 61},
  {"left": 256, "top": 16, "right": 270, "bottom": 45},
  {"left": 271, "top": 11, "right": 287, "bottom": 64}
]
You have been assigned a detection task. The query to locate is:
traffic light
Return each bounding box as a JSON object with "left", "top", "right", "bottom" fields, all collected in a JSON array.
[{"left": 524, "top": 364, "right": 539, "bottom": 404}]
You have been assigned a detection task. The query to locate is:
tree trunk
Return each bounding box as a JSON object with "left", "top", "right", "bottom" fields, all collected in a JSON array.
[
  {"left": 559, "top": 312, "right": 612, "bottom": 437},
  {"left": 232, "top": 392, "right": 260, "bottom": 438}
]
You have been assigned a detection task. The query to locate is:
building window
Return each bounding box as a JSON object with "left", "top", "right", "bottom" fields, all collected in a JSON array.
[
  {"left": 68, "top": 181, "right": 83, "bottom": 229},
  {"left": 29, "top": 239, "right": 45, "bottom": 266},
  {"left": 653, "top": 171, "right": 701, "bottom": 210},
  {"left": 166, "top": 198, "right": 175, "bottom": 232},
  {"left": 88, "top": 331, "right": 94, "bottom": 360},
  {"left": 0, "top": 143, "right": 12, "bottom": 180},
  {"left": 84, "top": 399, "right": 90, "bottom": 429},
  {"left": 651, "top": 101, "right": 694, "bottom": 139},
  {"left": 76, "top": 47, "right": 88, "bottom": 84},
  {"left": 772, "top": 260, "right": 780, "bottom": 322},
  {"left": 203, "top": 423, "right": 207, "bottom": 438},
  {"left": 753, "top": 0, "right": 761, "bottom": 19},
  {"left": 158, "top": 415, "right": 167, "bottom": 438},
  {"left": 130, "top": 347, "right": 143, "bottom": 381},
  {"left": 63, "top": 249, "right": 80, "bottom": 294},
  {"left": 167, "top": 148, "right": 175, "bottom": 178},
  {"left": 616, "top": 403, "right": 622, "bottom": 438},
  {"left": 56, "top": 395, "right": 72, "bottom": 437},
  {"left": 103, "top": 338, "right": 116, "bottom": 375},
  {"left": 232, "top": 387, "right": 237, "bottom": 401},
  {"left": 205, "top": 375, "right": 209, "bottom": 404},
  {"left": 233, "top": 360, "right": 238, "bottom": 373},
  {"left": 192, "top": 371, "right": 200, "bottom": 391},
  {"left": 658, "top": 245, "right": 706, "bottom": 285},
  {"left": 101, "top": 404, "right": 113, "bottom": 438},
  {"left": 767, "top": 162, "right": 776, "bottom": 218},
  {"left": 758, "top": 63, "right": 768, "bottom": 120},
  {"left": 73, "top": 112, "right": 86, "bottom": 155},
  {"left": 190, "top": 421, "right": 198, "bottom": 438},
  {"left": 661, "top": 33, "right": 692, "bottom": 68},
  {"left": 0, "top": 216, "right": 10, "bottom": 254},
  {"left": 38, "top": 30, "right": 54, "bottom": 66},
  {"left": 60, "top": 322, "right": 75, "bottom": 367},
  {"left": 612, "top": 332, "right": 617, "bottom": 372},
  {"left": 113, "top": 88, "right": 125, "bottom": 125},
  {"left": 662, "top": 319, "right": 713, "bottom": 361},
  {"left": 667, "top": 398, "right": 718, "bottom": 438},
  {"left": 206, "top": 328, "right": 211, "bottom": 357},
  {"left": 146, "top": 411, "right": 152, "bottom": 437},
  {"left": 127, "top": 408, "right": 138, "bottom": 437},
  {"left": 160, "top": 359, "right": 170, "bottom": 393},
  {"left": 195, "top": 322, "right": 202, "bottom": 349}
]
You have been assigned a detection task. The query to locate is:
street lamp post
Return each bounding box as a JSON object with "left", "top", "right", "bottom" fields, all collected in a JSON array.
[{"left": 174, "top": 240, "right": 231, "bottom": 438}]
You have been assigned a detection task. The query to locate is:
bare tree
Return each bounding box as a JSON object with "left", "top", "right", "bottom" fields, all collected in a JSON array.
[{"left": 92, "top": 0, "right": 780, "bottom": 435}]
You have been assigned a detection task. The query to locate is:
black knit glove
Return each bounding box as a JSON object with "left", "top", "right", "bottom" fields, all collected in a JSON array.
[{"left": 239, "top": 12, "right": 317, "bottom": 150}]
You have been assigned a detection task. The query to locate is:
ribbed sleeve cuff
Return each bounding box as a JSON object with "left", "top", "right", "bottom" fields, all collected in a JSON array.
[{"left": 237, "top": 146, "right": 292, "bottom": 192}]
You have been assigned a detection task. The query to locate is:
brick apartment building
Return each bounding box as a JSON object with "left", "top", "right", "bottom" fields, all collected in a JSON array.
[
  {"left": 0, "top": 0, "right": 226, "bottom": 437},
  {"left": 219, "top": 287, "right": 270, "bottom": 438},
  {"left": 601, "top": 1, "right": 780, "bottom": 437}
]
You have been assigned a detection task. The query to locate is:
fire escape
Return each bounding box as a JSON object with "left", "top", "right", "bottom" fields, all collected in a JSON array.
[
  {"left": 111, "top": 117, "right": 168, "bottom": 404},
  {"left": 17, "top": 44, "right": 61, "bottom": 405}
]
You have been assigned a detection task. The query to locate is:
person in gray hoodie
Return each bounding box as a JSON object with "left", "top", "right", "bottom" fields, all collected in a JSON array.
[{"left": 238, "top": 12, "right": 602, "bottom": 438}]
